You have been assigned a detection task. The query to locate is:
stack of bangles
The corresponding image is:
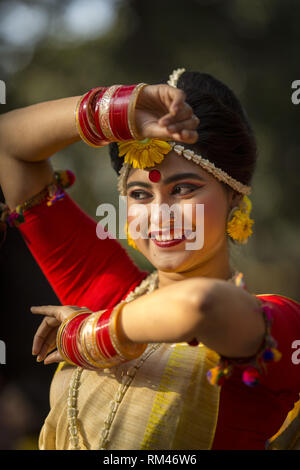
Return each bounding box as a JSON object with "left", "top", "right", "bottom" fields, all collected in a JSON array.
[
  {"left": 56, "top": 303, "right": 148, "bottom": 369},
  {"left": 75, "top": 83, "right": 147, "bottom": 147}
]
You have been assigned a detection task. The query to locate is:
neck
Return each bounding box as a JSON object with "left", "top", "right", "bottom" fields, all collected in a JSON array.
[{"left": 157, "top": 244, "right": 234, "bottom": 289}]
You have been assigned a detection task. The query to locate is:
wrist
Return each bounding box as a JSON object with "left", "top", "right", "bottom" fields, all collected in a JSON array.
[
  {"left": 56, "top": 303, "right": 147, "bottom": 370},
  {"left": 109, "top": 301, "right": 148, "bottom": 359},
  {"left": 113, "top": 302, "right": 138, "bottom": 349},
  {"left": 136, "top": 83, "right": 155, "bottom": 108}
]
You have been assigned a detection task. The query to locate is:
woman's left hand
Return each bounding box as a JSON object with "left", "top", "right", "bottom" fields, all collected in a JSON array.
[{"left": 31, "top": 305, "right": 92, "bottom": 364}]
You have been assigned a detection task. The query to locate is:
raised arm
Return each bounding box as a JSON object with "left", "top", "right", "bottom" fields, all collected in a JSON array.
[
  {"left": 0, "top": 85, "right": 198, "bottom": 209},
  {"left": 0, "top": 84, "right": 200, "bottom": 309},
  {"left": 0, "top": 96, "right": 80, "bottom": 209}
]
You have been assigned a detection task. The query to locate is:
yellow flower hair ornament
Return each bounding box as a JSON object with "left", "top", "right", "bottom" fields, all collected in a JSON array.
[
  {"left": 226, "top": 195, "right": 254, "bottom": 244},
  {"left": 118, "top": 139, "right": 171, "bottom": 169}
]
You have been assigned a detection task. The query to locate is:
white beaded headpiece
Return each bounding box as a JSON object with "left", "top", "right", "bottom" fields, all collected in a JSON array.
[{"left": 117, "top": 68, "right": 252, "bottom": 196}]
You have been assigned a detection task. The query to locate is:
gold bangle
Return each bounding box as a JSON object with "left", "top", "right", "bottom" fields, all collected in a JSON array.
[
  {"left": 108, "top": 301, "right": 148, "bottom": 361},
  {"left": 127, "top": 83, "right": 148, "bottom": 140},
  {"left": 97, "top": 85, "right": 122, "bottom": 142},
  {"left": 79, "top": 313, "right": 118, "bottom": 369}
]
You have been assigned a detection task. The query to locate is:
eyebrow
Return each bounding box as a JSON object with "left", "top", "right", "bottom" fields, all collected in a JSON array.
[{"left": 126, "top": 172, "right": 206, "bottom": 190}]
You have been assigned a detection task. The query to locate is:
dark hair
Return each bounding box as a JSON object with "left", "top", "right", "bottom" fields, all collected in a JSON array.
[{"left": 109, "top": 71, "right": 257, "bottom": 189}]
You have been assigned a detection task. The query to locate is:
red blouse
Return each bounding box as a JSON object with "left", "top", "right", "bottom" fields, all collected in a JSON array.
[{"left": 18, "top": 191, "right": 300, "bottom": 450}]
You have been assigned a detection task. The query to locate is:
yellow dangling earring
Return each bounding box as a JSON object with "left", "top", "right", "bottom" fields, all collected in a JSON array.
[
  {"left": 226, "top": 195, "right": 254, "bottom": 244},
  {"left": 125, "top": 220, "right": 139, "bottom": 251}
]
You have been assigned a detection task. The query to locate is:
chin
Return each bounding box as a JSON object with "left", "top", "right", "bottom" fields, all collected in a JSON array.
[{"left": 149, "top": 251, "right": 195, "bottom": 274}]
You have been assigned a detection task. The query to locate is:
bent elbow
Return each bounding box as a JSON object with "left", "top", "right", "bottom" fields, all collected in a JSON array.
[{"left": 175, "top": 278, "right": 218, "bottom": 341}]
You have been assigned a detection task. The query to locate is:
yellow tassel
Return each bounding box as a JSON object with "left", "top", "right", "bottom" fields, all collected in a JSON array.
[
  {"left": 271, "top": 348, "right": 282, "bottom": 362},
  {"left": 125, "top": 221, "right": 139, "bottom": 251}
]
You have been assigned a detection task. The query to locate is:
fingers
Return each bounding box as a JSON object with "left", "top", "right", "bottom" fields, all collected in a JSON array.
[
  {"left": 31, "top": 304, "right": 92, "bottom": 365},
  {"left": 158, "top": 99, "right": 199, "bottom": 144},
  {"left": 148, "top": 124, "right": 198, "bottom": 145},
  {"left": 167, "top": 115, "right": 200, "bottom": 134},
  {"left": 33, "top": 320, "right": 62, "bottom": 364},
  {"left": 44, "top": 349, "right": 63, "bottom": 365},
  {"left": 32, "top": 315, "right": 59, "bottom": 356},
  {"left": 170, "top": 129, "right": 199, "bottom": 144},
  {"left": 31, "top": 304, "right": 84, "bottom": 318},
  {"left": 168, "top": 88, "right": 186, "bottom": 116},
  {"left": 31, "top": 305, "right": 63, "bottom": 321},
  {"left": 161, "top": 113, "right": 199, "bottom": 144},
  {"left": 159, "top": 102, "right": 194, "bottom": 128},
  {"left": 35, "top": 328, "right": 57, "bottom": 362},
  {"left": 31, "top": 305, "right": 73, "bottom": 356}
]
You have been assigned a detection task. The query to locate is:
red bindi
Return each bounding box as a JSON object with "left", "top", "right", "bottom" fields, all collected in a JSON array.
[{"left": 149, "top": 169, "right": 161, "bottom": 183}]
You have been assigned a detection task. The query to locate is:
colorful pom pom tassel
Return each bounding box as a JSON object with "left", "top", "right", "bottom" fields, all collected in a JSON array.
[
  {"left": 47, "top": 189, "right": 65, "bottom": 206},
  {"left": 206, "top": 300, "right": 282, "bottom": 389},
  {"left": 242, "top": 366, "right": 260, "bottom": 386},
  {"left": 56, "top": 169, "right": 76, "bottom": 189},
  {"left": 207, "top": 365, "right": 231, "bottom": 386},
  {"left": 264, "top": 347, "right": 282, "bottom": 362},
  {"left": 7, "top": 205, "right": 24, "bottom": 227}
]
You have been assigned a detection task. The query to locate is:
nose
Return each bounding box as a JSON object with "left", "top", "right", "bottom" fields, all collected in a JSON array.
[{"left": 149, "top": 202, "right": 181, "bottom": 236}]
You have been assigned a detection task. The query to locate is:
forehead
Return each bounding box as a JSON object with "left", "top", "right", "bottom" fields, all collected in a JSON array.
[{"left": 127, "top": 150, "right": 213, "bottom": 183}]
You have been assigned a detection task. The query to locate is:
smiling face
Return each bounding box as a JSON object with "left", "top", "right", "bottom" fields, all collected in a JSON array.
[{"left": 126, "top": 151, "right": 239, "bottom": 275}]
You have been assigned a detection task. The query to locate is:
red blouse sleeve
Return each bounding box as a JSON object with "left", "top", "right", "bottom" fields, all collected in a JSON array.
[
  {"left": 17, "top": 191, "right": 148, "bottom": 311},
  {"left": 254, "top": 294, "right": 300, "bottom": 393}
]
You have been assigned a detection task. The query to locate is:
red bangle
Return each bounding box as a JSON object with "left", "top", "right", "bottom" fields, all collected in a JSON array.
[
  {"left": 75, "top": 88, "right": 108, "bottom": 147},
  {"left": 78, "top": 94, "right": 105, "bottom": 146},
  {"left": 77, "top": 312, "right": 120, "bottom": 368},
  {"left": 76, "top": 83, "right": 147, "bottom": 146},
  {"left": 109, "top": 85, "right": 136, "bottom": 141},
  {"left": 82, "top": 87, "right": 108, "bottom": 142},
  {"left": 61, "top": 312, "right": 92, "bottom": 368},
  {"left": 57, "top": 303, "right": 147, "bottom": 370},
  {"left": 95, "top": 308, "right": 118, "bottom": 359},
  {"left": 69, "top": 315, "right": 96, "bottom": 369}
]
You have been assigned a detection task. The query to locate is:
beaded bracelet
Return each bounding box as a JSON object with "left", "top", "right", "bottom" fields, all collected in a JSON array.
[
  {"left": 206, "top": 299, "right": 282, "bottom": 387},
  {"left": 0, "top": 169, "right": 75, "bottom": 229}
]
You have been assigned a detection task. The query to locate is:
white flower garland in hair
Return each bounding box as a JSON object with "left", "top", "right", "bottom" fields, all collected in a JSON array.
[
  {"left": 170, "top": 142, "right": 251, "bottom": 196},
  {"left": 167, "top": 68, "right": 186, "bottom": 88}
]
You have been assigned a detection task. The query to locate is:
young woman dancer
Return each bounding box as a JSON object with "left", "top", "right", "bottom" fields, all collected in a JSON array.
[{"left": 0, "top": 69, "right": 299, "bottom": 450}]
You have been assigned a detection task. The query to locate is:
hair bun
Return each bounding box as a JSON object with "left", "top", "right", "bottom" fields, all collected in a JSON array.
[{"left": 109, "top": 142, "right": 124, "bottom": 175}]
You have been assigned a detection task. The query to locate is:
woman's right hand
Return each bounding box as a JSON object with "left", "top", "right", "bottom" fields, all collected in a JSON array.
[
  {"left": 31, "top": 304, "right": 93, "bottom": 364},
  {"left": 135, "top": 84, "right": 199, "bottom": 144}
]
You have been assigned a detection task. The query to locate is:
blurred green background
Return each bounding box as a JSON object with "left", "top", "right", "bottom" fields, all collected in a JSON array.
[{"left": 0, "top": 0, "right": 299, "bottom": 449}]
